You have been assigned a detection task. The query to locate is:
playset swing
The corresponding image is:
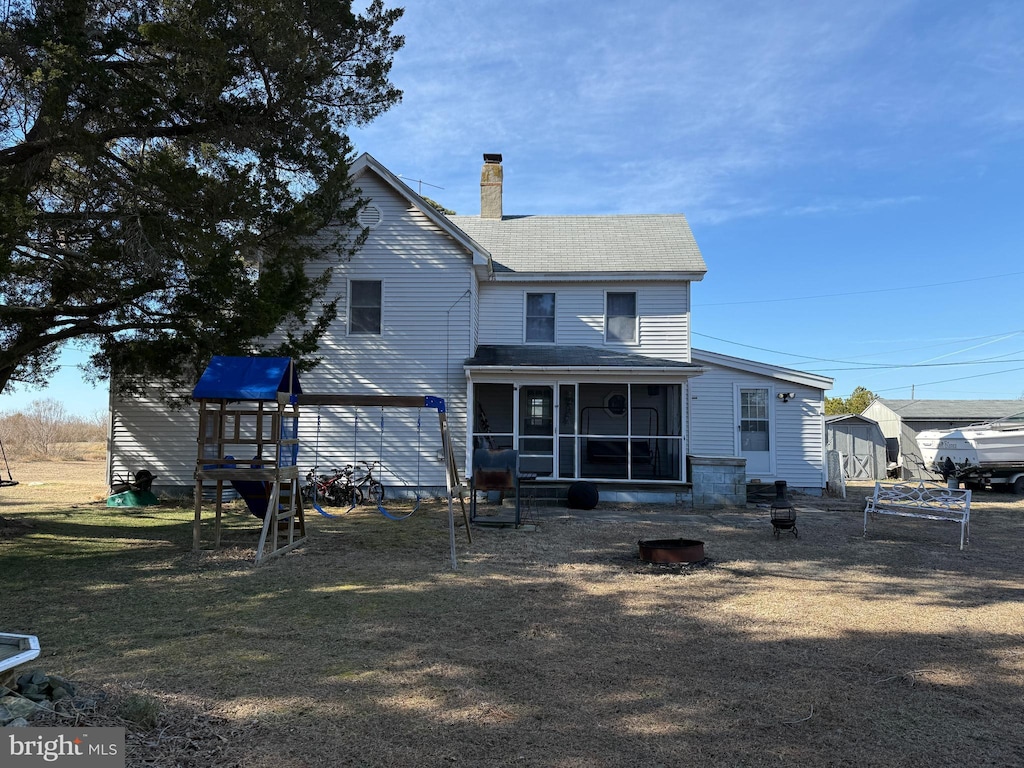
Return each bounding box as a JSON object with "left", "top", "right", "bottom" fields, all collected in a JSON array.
[
  {"left": 370, "top": 407, "right": 419, "bottom": 521},
  {"left": 297, "top": 392, "right": 473, "bottom": 561},
  {"left": 305, "top": 407, "right": 349, "bottom": 519},
  {"left": 306, "top": 405, "right": 429, "bottom": 521},
  {"left": 0, "top": 438, "right": 18, "bottom": 488}
]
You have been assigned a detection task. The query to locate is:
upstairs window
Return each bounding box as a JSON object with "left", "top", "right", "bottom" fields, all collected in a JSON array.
[
  {"left": 605, "top": 292, "right": 637, "bottom": 343},
  {"left": 525, "top": 292, "right": 555, "bottom": 343},
  {"left": 349, "top": 280, "right": 382, "bottom": 335}
]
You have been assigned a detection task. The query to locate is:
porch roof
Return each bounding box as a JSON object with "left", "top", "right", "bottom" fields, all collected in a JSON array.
[{"left": 465, "top": 345, "right": 704, "bottom": 373}]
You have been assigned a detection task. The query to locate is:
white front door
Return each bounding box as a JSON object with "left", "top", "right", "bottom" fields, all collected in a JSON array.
[{"left": 737, "top": 387, "right": 773, "bottom": 477}]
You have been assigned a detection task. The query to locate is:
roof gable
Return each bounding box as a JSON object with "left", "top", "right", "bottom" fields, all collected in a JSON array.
[
  {"left": 691, "top": 348, "right": 833, "bottom": 391},
  {"left": 825, "top": 413, "right": 880, "bottom": 426},
  {"left": 349, "top": 153, "right": 493, "bottom": 275}
]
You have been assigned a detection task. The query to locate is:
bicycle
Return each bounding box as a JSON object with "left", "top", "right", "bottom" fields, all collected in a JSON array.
[
  {"left": 302, "top": 462, "right": 385, "bottom": 507},
  {"left": 345, "top": 461, "right": 386, "bottom": 505},
  {"left": 303, "top": 468, "right": 356, "bottom": 507}
]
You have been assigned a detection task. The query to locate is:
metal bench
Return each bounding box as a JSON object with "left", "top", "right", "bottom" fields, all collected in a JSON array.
[
  {"left": 863, "top": 481, "right": 971, "bottom": 550},
  {"left": 0, "top": 632, "right": 40, "bottom": 674}
]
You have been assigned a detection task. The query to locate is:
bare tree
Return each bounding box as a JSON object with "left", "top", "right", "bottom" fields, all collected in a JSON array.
[{"left": 24, "top": 398, "right": 69, "bottom": 456}]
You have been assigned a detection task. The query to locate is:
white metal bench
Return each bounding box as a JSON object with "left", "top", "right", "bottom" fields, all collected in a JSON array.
[
  {"left": 0, "top": 632, "right": 40, "bottom": 673},
  {"left": 863, "top": 481, "right": 971, "bottom": 550}
]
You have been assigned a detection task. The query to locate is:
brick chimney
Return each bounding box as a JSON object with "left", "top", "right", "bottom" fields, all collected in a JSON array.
[{"left": 480, "top": 153, "right": 503, "bottom": 219}]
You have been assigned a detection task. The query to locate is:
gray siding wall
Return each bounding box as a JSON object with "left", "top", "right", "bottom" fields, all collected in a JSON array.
[
  {"left": 688, "top": 363, "right": 826, "bottom": 489},
  {"left": 109, "top": 173, "right": 475, "bottom": 493},
  {"left": 478, "top": 282, "right": 691, "bottom": 361},
  {"left": 860, "top": 402, "right": 902, "bottom": 440},
  {"left": 859, "top": 403, "right": 939, "bottom": 479}
]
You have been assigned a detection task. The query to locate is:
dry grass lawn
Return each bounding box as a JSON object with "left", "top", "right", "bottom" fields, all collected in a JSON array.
[{"left": 2, "top": 458, "right": 1024, "bottom": 767}]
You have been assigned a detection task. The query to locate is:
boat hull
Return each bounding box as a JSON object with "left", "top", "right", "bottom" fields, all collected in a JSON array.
[{"left": 918, "top": 425, "right": 1024, "bottom": 478}]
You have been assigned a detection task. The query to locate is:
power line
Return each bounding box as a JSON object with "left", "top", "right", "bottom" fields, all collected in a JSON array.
[
  {"left": 695, "top": 330, "right": 1024, "bottom": 370},
  {"left": 693, "top": 332, "right": 891, "bottom": 366},
  {"left": 807, "top": 359, "right": 1024, "bottom": 372},
  {"left": 697, "top": 270, "right": 1024, "bottom": 307},
  {"left": 874, "top": 365, "right": 1024, "bottom": 393}
]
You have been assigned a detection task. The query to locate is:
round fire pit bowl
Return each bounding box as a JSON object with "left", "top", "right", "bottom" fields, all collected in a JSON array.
[{"left": 638, "top": 538, "right": 705, "bottom": 564}]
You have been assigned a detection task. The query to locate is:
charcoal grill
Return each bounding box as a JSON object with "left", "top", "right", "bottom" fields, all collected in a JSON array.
[{"left": 770, "top": 480, "right": 798, "bottom": 538}]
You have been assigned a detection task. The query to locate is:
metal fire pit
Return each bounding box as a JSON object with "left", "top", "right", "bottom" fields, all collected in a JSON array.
[{"left": 638, "top": 538, "right": 705, "bottom": 564}]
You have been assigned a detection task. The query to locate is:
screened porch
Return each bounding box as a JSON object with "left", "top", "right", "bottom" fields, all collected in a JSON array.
[{"left": 471, "top": 381, "right": 685, "bottom": 483}]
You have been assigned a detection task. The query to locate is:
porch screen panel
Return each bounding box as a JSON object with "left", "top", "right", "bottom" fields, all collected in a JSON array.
[
  {"left": 473, "top": 383, "right": 514, "bottom": 449},
  {"left": 579, "top": 383, "right": 628, "bottom": 479},
  {"left": 558, "top": 385, "right": 576, "bottom": 478},
  {"left": 630, "top": 383, "right": 682, "bottom": 480},
  {"left": 519, "top": 386, "right": 554, "bottom": 477}
]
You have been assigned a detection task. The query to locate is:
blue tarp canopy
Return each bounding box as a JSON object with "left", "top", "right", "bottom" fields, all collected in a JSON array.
[{"left": 192, "top": 356, "right": 302, "bottom": 401}]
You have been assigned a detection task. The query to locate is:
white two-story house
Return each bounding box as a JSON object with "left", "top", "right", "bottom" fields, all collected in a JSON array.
[{"left": 108, "top": 153, "right": 833, "bottom": 503}]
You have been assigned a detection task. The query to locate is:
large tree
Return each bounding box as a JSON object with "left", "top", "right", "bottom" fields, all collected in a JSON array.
[{"left": 0, "top": 0, "right": 403, "bottom": 397}]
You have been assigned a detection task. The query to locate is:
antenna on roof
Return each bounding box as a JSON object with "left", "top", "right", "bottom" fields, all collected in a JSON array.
[{"left": 397, "top": 175, "right": 444, "bottom": 195}]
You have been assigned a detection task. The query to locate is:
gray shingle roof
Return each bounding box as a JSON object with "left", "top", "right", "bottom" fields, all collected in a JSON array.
[
  {"left": 876, "top": 399, "right": 1024, "bottom": 421},
  {"left": 465, "top": 345, "right": 703, "bottom": 371},
  {"left": 825, "top": 413, "right": 879, "bottom": 425},
  {"left": 448, "top": 214, "right": 707, "bottom": 275}
]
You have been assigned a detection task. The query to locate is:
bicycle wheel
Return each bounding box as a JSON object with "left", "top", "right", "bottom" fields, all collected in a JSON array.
[
  {"left": 324, "top": 483, "right": 346, "bottom": 506},
  {"left": 368, "top": 480, "right": 385, "bottom": 505}
]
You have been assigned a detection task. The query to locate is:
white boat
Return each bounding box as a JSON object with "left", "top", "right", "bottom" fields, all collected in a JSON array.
[{"left": 917, "top": 412, "right": 1024, "bottom": 492}]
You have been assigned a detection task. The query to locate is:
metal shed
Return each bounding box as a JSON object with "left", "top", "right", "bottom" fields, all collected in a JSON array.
[{"left": 825, "top": 413, "right": 888, "bottom": 480}]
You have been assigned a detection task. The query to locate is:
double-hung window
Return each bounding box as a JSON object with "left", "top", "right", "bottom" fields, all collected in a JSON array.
[
  {"left": 349, "top": 280, "right": 382, "bottom": 335},
  {"left": 605, "top": 292, "right": 637, "bottom": 343},
  {"left": 525, "top": 292, "right": 555, "bottom": 343}
]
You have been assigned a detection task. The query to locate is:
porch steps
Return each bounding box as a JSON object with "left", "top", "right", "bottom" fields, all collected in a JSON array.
[{"left": 746, "top": 482, "right": 776, "bottom": 505}]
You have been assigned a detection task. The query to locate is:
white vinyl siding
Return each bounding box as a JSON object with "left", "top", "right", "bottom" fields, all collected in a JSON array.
[
  {"left": 688, "top": 360, "right": 826, "bottom": 489},
  {"left": 291, "top": 173, "right": 473, "bottom": 491},
  {"left": 110, "top": 172, "right": 474, "bottom": 492},
  {"left": 108, "top": 382, "right": 199, "bottom": 494},
  {"left": 479, "top": 281, "right": 692, "bottom": 361}
]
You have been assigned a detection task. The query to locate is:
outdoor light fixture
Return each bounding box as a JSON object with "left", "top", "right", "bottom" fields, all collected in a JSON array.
[{"left": 777, "top": 392, "right": 797, "bottom": 403}]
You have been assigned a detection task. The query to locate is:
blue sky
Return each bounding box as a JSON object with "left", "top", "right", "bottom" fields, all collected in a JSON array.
[{"left": 3, "top": 0, "right": 1023, "bottom": 417}]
